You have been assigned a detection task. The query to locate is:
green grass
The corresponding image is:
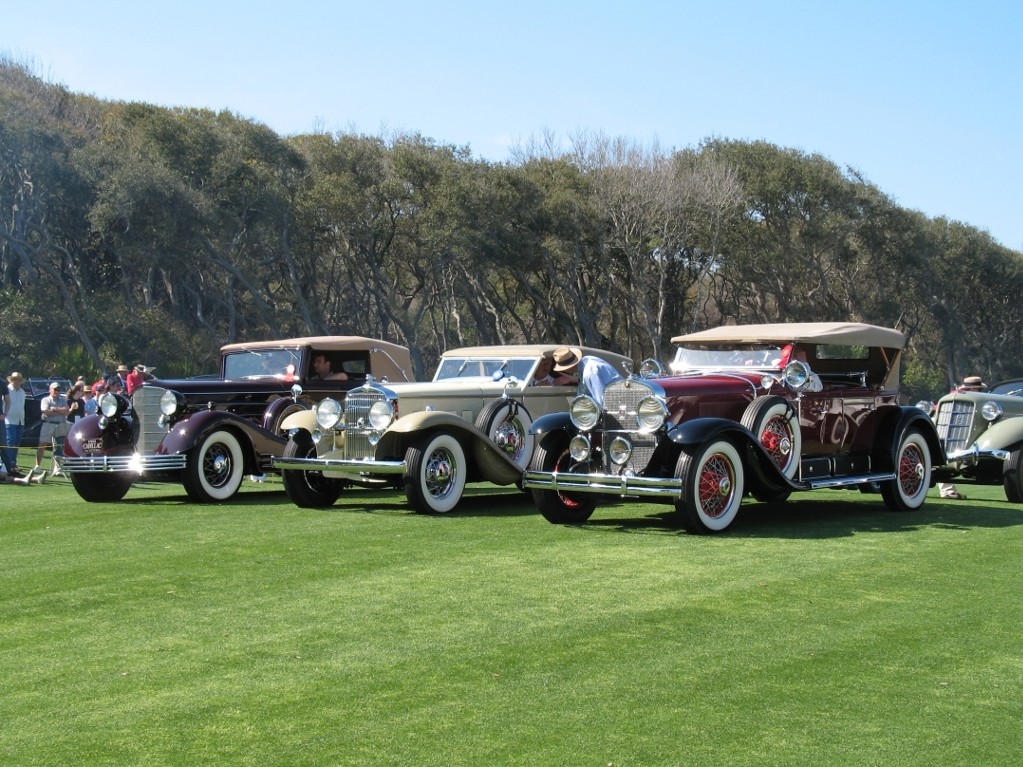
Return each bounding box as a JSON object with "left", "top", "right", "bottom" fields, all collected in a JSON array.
[{"left": 2, "top": 467, "right": 1021, "bottom": 767}]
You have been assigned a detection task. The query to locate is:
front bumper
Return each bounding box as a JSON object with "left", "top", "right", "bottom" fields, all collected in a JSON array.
[
  {"left": 521, "top": 470, "right": 683, "bottom": 499},
  {"left": 944, "top": 444, "right": 1011, "bottom": 464},
  {"left": 62, "top": 454, "right": 188, "bottom": 474},
  {"left": 271, "top": 455, "right": 406, "bottom": 476}
]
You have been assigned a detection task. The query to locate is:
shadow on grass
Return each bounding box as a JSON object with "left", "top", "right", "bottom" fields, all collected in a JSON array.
[{"left": 569, "top": 492, "right": 1023, "bottom": 539}]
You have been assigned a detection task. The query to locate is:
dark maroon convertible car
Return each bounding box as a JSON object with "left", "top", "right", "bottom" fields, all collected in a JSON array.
[{"left": 62, "top": 336, "right": 412, "bottom": 502}]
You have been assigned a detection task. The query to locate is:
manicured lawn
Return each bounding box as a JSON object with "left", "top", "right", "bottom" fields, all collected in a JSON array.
[{"left": 2, "top": 471, "right": 1020, "bottom": 766}]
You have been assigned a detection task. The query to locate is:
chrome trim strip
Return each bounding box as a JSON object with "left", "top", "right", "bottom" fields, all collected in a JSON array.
[
  {"left": 522, "top": 470, "right": 683, "bottom": 498},
  {"left": 271, "top": 456, "right": 406, "bottom": 474},
  {"left": 945, "top": 444, "right": 1011, "bottom": 463},
  {"left": 62, "top": 454, "right": 187, "bottom": 473}
]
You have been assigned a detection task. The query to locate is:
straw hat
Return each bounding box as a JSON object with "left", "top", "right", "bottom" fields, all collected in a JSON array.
[
  {"left": 552, "top": 346, "right": 583, "bottom": 372},
  {"left": 7, "top": 371, "right": 23, "bottom": 383},
  {"left": 115, "top": 364, "right": 129, "bottom": 373}
]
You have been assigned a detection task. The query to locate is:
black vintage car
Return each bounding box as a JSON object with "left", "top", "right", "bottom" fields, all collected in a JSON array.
[{"left": 61, "top": 336, "right": 413, "bottom": 502}]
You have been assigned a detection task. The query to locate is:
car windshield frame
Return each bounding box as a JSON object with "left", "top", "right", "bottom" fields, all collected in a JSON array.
[
  {"left": 671, "top": 344, "right": 785, "bottom": 373},
  {"left": 433, "top": 356, "right": 539, "bottom": 383},
  {"left": 222, "top": 348, "right": 304, "bottom": 380}
]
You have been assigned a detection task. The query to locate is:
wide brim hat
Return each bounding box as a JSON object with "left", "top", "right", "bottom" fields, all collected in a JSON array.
[
  {"left": 7, "top": 371, "right": 23, "bottom": 383},
  {"left": 115, "top": 364, "right": 130, "bottom": 373},
  {"left": 962, "top": 375, "right": 987, "bottom": 390},
  {"left": 552, "top": 346, "right": 583, "bottom": 372}
]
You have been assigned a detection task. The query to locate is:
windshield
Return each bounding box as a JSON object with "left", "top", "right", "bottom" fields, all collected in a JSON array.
[
  {"left": 671, "top": 344, "right": 784, "bottom": 373},
  {"left": 434, "top": 357, "right": 538, "bottom": 383},
  {"left": 990, "top": 381, "right": 1023, "bottom": 397},
  {"left": 223, "top": 349, "right": 302, "bottom": 379}
]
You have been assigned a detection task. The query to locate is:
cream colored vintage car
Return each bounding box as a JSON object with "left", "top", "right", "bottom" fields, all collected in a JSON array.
[{"left": 272, "top": 344, "right": 633, "bottom": 513}]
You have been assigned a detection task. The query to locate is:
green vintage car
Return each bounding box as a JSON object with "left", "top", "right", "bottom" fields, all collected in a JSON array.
[{"left": 932, "top": 378, "right": 1023, "bottom": 502}]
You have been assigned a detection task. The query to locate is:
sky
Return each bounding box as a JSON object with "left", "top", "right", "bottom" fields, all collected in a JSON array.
[{"left": 5, "top": 0, "right": 1022, "bottom": 250}]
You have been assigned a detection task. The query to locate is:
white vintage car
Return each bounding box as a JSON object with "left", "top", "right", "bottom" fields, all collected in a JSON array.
[{"left": 271, "top": 344, "right": 633, "bottom": 513}]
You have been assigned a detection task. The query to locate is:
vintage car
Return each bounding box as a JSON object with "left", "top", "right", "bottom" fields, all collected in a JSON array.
[
  {"left": 932, "top": 377, "right": 1023, "bottom": 501},
  {"left": 522, "top": 322, "right": 944, "bottom": 534},
  {"left": 61, "top": 336, "right": 413, "bottom": 503},
  {"left": 271, "top": 344, "right": 633, "bottom": 513}
]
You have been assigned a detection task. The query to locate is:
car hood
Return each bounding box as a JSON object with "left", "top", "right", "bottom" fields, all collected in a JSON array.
[{"left": 654, "top": 371, "right": 764, "bottom": 399}]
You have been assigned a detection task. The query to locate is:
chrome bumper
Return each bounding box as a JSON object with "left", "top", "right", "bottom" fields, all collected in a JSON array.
[
  {"left": 62, "top": 454, "right": 188, "bottom": 474},
  {"left": 271, "top": 455, "right": 406, "bottom": 475},
  {"left": 521, "top": 470, "right": 684, "bottom": 499},
  {"left": 945, "top": 444, "right": 1011, "bottom": 463}
]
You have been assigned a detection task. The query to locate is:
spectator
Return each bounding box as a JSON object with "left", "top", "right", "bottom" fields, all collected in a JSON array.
[
  {"left": 550, "top": 346, "right": 623, "bottom": 406},
  {"left": 310, "top": 352, "right": 348, "bottom": 381},
  {"left": 35, "top": 381, "right": 69, "bottom": 476},
  {"left": 113, "top": 364, "right": 130, "bottom": 390},
  {"left": 4, "top": 372, "right": 27, "bottom": 477},
  {"left": 84, "top": 380, "right": 105, "bottom": 416},
  {"left": 0, "top": 372, "right": 7, "bottom": 472},
  {"left": 938, "top": 375, "right": 987, "bottom": 500},
  {"left": 126, "top": 364, "right": 146, "bottom": 395},
  {"left": 66, "top": 382, "right": 87, "bottom": 425},
  {"left": 532, "top": 354, "right": 555, "bottom": 386}
]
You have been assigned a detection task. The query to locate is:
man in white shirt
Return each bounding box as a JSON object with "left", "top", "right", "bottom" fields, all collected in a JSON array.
[
  {"left": 4, "top": 372, "right": 27, "bottom": 477},
  {"left": 36, "top": 381, "right": 69, "bottom": 475},
  {"left": 550, "top": 346, "right": 623, "bottom": 406}
]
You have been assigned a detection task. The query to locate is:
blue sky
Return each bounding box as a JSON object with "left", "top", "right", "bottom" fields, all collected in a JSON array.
[{"left": 5, "top": 0, "right": 1021, "bottom": 250}]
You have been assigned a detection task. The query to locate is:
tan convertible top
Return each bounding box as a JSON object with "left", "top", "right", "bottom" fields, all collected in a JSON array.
[
  {"left": 672, "top": 322, "right": 905, "bottom": 349},
  {"left": 219, "top": 336, "right": 413, "bottom": 381}
]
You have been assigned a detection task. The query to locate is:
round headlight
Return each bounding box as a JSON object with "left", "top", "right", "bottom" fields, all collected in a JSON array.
[
  {"left": 636, "top": 396, "right": 667, "bottom": 433},
  {"left": 160, "top": 389, "right": 180, "bottom": 416},
  {"left": 316, "top": 398, "right": 342, "bottom": 430},
  {"left": 368, "top": 399, "right": 395, "bottom": 430},
  {"left": 569, "top": 434, "right": 591, "bottom": 461},
  {"left": 570, "top": 395, "right": 600, "bottom": 431},
  {"left": 782, "top": 360, "right": 811, "bottom": 391},
  {"left": 981, "top": 401, "right": 1003, "bottom": 422},
  {"left": 98, "top": 392, "right": 120, "bottom": 418},
  {"left": 608, "top": 436, "right": 632, "bottom": 465}
]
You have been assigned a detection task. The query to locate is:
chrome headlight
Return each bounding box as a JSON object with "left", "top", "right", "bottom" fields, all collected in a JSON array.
[
  {"left": 368, "top": 399, "right": 396, "bottom": 430},
  {"left": 98, "top": 392, "right": 120, "bottom": 418},
  {"left": 160, "top": 389, "right": 181, "bottom": 416},
  {"left": 569, "top": 434, "right": 591, "bottom": 461},
  {"left": 636, "top": 396, "right": 668, "bottom": 433},
  {"left": 316, "top": 398, "right": 343, "bottom": 430},
  {"left": 782, "top": 360, "right": 811, "bottom": 391},
  {"left": 608, "top": 436, "right": 633, "bottom": 465},
  {"left": 981, "top": 401, "right": 1003, "bottom": 422},
  {"left": 570, "top": 395, "right": 600, "bottom": 431}
]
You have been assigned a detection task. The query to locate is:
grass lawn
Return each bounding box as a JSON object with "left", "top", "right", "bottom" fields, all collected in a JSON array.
[{"left": 2, "top": 462, "right": 1021, "bottom": 767}]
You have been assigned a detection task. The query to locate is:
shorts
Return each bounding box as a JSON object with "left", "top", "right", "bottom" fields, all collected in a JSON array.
[{"left": 39, "top": 420, "right": 69, "bottom": 444}]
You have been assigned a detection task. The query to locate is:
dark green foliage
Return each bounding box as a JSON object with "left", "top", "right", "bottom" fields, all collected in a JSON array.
[{"left": 2, "top": 59, "right": 1021, "bottom": 394}]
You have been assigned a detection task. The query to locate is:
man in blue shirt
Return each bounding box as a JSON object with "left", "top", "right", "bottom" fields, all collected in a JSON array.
[{"left": 551, "top": 346, "right": 622, "bottom": 406}]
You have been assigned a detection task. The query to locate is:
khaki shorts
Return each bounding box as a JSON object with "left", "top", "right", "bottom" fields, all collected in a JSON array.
[{"left": 39, "top": 420, "right": 69, "bottom": 444}]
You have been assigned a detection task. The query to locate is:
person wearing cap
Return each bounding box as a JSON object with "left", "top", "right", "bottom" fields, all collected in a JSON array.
[
  {"left": 550, "top": 346, "right": 623, "bottom": 407},
  {"left": 126, "top": 364, "right": 148, "bottom": 395},
  {"left": 84, "top": 380, "right": 105, "bottom": 416},
  {"left": 35, "top": 381, "right": 70, "bottom": 475},
  {"left": 938, "top": 375, "right": 989, "bottom": 500}
]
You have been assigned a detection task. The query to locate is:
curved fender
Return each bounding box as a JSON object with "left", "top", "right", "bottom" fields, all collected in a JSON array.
[
  {"left": 157, "top": 410, "right": 286, "bottom": 463},
  {"left": 279, "top": 408, "right": 318, "bottom": 434},
  {"left": 873, "top": 407, "right": 945, "bottom": 470},
  {"left": 667, "top": 417, "right": 792, "bottom": 489},
  {"left": 529, "top": 411, "right": 575, "bottom": 436},
  {"left": 260, "top": 396, "right": 309, "bottom": 432},
  {"left": 975, "top": 416, "right": 1023, "bottom": 453},
  {"left": 64, "top": 415, "right": 134, "bottom": 458}
]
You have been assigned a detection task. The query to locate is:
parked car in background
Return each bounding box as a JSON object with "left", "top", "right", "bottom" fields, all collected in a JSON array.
[
  {"left": 61, "top": 336, "right": 412, "bottom": 502},
  {"left": 20, "top": 377, "right": 73, "bottom": 447},
  {"left": 523, "top": 322, "right": 943, "bottom": 534},
  {"left": 272, "top": 344, "right": 633, "bottom": 513},
  {"left": 932, "top": 377, "right": 1023, "bottom": 502}
]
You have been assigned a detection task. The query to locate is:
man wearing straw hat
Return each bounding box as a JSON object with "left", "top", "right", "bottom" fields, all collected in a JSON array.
[{"left": 4, "top": 372, "right": 28, "bottom": 478}]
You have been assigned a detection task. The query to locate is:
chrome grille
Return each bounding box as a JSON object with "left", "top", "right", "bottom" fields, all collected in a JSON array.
[
  {"left": 132, "top": 386, "right": 168, "bottom": 454},
  {"left": 343, "top": 390, "right": 386, "bottom": 460},
  {"left": 935, "top": 400, "right": 975, "bottom": 453},
  {"left": 601, "top": 380, "right": 658, "bottom": 473}
]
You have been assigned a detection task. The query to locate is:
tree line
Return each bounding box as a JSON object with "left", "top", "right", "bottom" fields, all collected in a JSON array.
[{"left": 2, "top": 58, "right": 1021, "bottom": 401}]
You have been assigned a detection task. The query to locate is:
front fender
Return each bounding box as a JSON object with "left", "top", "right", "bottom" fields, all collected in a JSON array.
[
  {"left": 64, "top": 415, "right": 134, "bottom": 458},
  {"left": 666, "top": 417, "right": 752, "bottom": 448},
  {"left": 158, "top": 410, "right": 285, "bottom": 461},
  {"left": 976, "top": 416, "right": 1023, "bottom": 452},
  {"left": 280, "top": 408, "right": 318, "bottom": 434},
  {"left": 873, "top": 407, "right": 945, "bottom": 471},
  {"left": 529, "top": 411, "right": 575, "bottom": 436}
]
